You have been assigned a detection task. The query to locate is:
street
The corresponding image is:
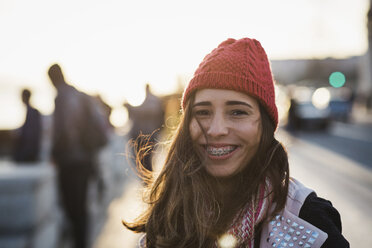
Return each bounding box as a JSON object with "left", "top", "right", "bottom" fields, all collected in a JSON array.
[
  {"left": 288, "top": 121, "right": 372, "bottom": 170},
  {"left": 278, "top": 122, "right": 372, "bottom": 248},
  {"left": 93, "top": 120, "right": 372, "bottom": 248}
]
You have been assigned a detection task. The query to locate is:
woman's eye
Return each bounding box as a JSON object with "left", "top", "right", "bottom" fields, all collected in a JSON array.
[
  {"left": 194, "top": 109, "right": 210, "bottom": 116},
  {"left": 230, "top": 110, "right": 248, "bottom": 116}
]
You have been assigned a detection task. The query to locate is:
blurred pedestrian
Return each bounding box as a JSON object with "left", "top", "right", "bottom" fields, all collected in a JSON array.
[
  {"left": 94, "top": 94, "right": 114, "bottom": 130},
  {"left": 124, "top": 84, "right": 164, "bottom": 172},
  {"left": 48, "top": 63, "right": 108, "bottom": 248},
  {"left": 12, "top": 88, "right": 42, "bottom": 163},
  {"left": 123, "top": 38, "right": 349, "bottom": 247}
]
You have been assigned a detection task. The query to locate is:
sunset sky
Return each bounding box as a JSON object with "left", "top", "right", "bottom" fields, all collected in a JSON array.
[{"left": 0, "top": 0, "right": 370, "bottom": 128}]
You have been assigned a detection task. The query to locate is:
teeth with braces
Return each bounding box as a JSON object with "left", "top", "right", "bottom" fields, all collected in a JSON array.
[{"left": 206, "top": 146, "right": 236, "bottom": 156}]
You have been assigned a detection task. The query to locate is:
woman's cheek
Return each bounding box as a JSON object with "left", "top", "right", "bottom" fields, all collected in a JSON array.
[{"left": 189, "top": 119, "right": 201, "bottom": 141}]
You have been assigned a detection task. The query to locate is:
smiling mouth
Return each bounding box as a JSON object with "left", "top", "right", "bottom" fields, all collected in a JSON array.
[{"left": 205, "top": 145, "right": 237, "bottom": 157}]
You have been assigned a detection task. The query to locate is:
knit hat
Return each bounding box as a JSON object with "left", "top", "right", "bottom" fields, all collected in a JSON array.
[{"left": 182, "top": 38, "right": 278, "bottom": 128}]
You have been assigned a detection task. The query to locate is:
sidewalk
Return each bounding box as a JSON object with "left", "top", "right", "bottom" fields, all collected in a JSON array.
[
  {"left": 90, "top": 132, "right": 145, "bottom": 248},
  {"left": 92, "top": 178, "right": 143, "bottom": 248},
  {"left": 351, "top": 104, "right": 372, "bottom": 126}
]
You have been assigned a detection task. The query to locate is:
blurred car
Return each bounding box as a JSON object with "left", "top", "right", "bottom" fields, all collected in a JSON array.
[
  {"left": 327, "top": 87, "right": 353, "bottom": 122},
  {"left": 287, "top": 86, "right": 331, "bottom": 130}
]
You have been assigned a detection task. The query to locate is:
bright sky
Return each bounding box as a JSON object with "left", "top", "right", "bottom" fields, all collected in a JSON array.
[{"left": 0, "top": 0, "right": 370, "bottom": 128}]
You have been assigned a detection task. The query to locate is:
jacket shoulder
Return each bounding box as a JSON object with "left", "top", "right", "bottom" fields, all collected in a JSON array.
[
  {"left": 260, "top": 178, "right": 328, "bottom": 248},
  {"left": 286, "top": 178, "right": 314, "bottom": 216},
  {"left": 299, "top": 193, "right": 350, "bottom": 247}
]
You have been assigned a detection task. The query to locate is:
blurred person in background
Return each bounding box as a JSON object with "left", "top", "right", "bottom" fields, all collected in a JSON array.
[
  {"left": 123, "top": 38, "right": 349, "bottom": 248},
  {"left": 12, "top": 88, "right": 42, "bottom": 163},
  {"left": 48, "top": 63, "right": 108, "bottom": 248},
  {"left": 94, "top": 94, "right": 114, "bottom": 130},
  {"left": 124, "top": 83, "right": 164, "bottom": 172}
]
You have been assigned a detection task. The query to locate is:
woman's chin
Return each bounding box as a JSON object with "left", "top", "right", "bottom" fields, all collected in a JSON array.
[{"left": 205, "top": 166, "right": 239, "bottom": 179}]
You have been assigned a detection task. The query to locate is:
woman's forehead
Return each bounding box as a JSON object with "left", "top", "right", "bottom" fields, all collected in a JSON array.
[{"left": 193, "top": 89, "right": 259, "bottom": 107}]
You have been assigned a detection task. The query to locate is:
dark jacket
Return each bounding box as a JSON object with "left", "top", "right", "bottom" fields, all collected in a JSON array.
[{"left": 13, "top": 105, "right": 42, "bottom": 162}]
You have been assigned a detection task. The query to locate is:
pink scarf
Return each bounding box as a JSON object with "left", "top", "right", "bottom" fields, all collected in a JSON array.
[{"left": 216, "top": 183, "right": 270, "bottom": 248}]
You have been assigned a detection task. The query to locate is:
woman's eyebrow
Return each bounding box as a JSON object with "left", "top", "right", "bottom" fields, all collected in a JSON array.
[
  {"left": 226, "top": 100, "right": 253, "bottom": 108},
  {"left": 193, "top": 101, "right": 211, "bottom": 107}
]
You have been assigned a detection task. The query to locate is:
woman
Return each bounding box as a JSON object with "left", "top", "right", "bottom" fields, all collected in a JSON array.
[{"left": 124, "top": 38, "right": 349, "bottom": 248}]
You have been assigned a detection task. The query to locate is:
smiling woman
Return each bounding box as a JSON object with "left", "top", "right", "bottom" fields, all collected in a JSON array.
[
  {"left": 123, "top": 38, "right": 349, "bottom": 248},
  {"left": 190, "top": 89, "right": 262, "bottom": 177}
]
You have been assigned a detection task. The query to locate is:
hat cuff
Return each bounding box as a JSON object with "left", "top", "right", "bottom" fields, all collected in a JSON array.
[{"left": 182, "top": 72, "right": 278, "bottom": 127}]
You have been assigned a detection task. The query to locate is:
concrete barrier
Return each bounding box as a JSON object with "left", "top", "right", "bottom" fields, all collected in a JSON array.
[{"left": 0, "top": 161, "right": 61, "bottom": 248}]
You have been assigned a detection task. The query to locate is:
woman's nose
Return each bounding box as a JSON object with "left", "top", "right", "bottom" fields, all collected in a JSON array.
[{"left": 206, "top": 113, "right": 228, "bottom": 137}]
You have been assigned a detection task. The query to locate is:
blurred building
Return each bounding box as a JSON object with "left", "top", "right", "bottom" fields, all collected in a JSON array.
[
  {"left": 270, "top": 2, "right": 372, "bottom": 111},
  {"left": 271, "top": 57, "right": 359, "bottom": 87},
  {"left": 271, "top": 55, "right": 369, "bottom": 107}
]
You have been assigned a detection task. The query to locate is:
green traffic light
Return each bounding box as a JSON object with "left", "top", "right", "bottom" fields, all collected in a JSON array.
[{"left": 329, "top": 72, "right": 346, "bottom": 88}]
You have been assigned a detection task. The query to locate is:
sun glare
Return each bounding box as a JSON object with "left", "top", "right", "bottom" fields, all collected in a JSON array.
[
  {"left": 110, "top": 106, "right": 128, "bottom": 128},
  {"left": 125, "top": 88, "right": 146, "bottom": 107}
]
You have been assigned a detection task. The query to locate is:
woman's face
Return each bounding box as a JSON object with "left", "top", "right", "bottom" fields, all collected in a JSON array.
[{"left": 189, "top": 89, "right": 262, "bottom": 177}]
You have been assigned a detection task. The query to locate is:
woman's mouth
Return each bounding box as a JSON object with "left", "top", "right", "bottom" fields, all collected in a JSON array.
[{"left": 205, "top": 145, "right": 238, "bottom": 159}]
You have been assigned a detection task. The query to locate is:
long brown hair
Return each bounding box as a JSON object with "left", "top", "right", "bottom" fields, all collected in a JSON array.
[{"left": 123, "top": 93, "right": 289, "bottom": 248}]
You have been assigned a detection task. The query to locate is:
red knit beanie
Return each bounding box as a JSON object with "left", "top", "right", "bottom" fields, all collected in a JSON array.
[{"left": 182, "top": 37, "right": 278, "bottom": 128}]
